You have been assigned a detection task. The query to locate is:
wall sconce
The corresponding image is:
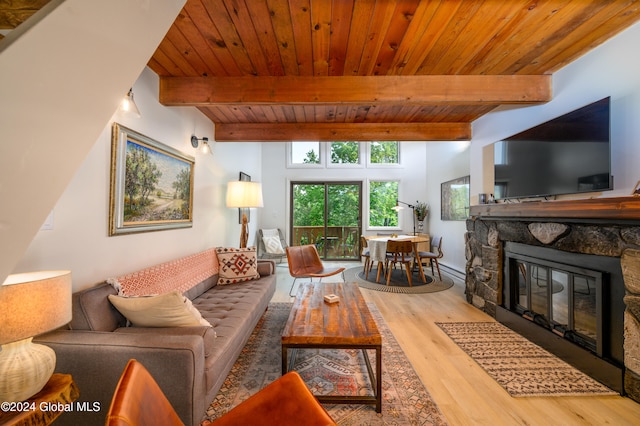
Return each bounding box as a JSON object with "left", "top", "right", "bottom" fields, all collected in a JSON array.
[
  {"left": 191, "top": 135, "right": 212, "bottom": 155},
  {"left": 119, "top": 88, "right": 141, "bottom": 117}
]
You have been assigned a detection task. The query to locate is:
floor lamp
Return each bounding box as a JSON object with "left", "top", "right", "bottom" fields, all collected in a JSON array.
[
  {"left": 226, "top": 180, "right": 264, "bottom": 248},
  {"left": 392, "top": 200, "right": 416, "bottom": 235}
]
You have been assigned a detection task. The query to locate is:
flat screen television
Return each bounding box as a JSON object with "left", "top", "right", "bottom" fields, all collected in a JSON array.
[{"left": 494, "top": 97, "right": 612, "bottom": 200}]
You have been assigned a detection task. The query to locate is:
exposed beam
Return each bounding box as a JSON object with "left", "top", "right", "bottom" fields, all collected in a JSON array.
[
  {"left": 215, "top": 122, "right": 471, "bottom": 142},
  {"left": 159, "top": 75, "right": 551, "bottom": 106}
]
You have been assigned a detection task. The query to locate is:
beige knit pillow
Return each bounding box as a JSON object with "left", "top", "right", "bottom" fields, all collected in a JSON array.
[{"left": 108, "top": 291, "right": 211, "bottom": 327}]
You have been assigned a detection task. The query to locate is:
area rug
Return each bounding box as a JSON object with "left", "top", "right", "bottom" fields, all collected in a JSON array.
[
  {"left": 344, "top": 266, "right": 454, "bottom": 294},
  {"left": 204, "top": 303, "right": 448, "bottom": 425},
  {"left": 435, "top": 321, "right": 617, "bottom": 397}
]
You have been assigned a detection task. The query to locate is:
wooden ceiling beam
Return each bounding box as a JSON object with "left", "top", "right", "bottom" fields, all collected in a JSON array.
[
  {"left": 159, "top": 75, "right": 551, "bottom": 106},
  {"left": 214, "top": 122, "right": 471, "bottom": 142}
]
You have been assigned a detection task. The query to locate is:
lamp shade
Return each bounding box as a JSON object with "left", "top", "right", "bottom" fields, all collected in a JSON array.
[
  {"left": 0, "top": 271, "right": 72, "bottom": 401},
  {"left": 226, "top": 181, "right": 264, "bottom": 208},
  {"left": 0, "top": 270, "right": 72, "bottom": 345}
]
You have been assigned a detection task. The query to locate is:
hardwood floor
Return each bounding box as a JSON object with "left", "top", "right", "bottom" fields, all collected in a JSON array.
[{"left": 272, "top": 261, "right": 640, "bottom": 425}]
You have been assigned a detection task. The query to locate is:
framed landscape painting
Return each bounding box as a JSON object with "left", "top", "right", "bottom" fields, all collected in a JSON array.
[{"left": 109, "top": 123, "right": 195, "bottom": 235}]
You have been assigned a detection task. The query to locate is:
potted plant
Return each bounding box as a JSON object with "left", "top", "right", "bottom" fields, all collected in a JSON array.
[{"left": 414, "top": 201, "right": 429, "bottom": 221}]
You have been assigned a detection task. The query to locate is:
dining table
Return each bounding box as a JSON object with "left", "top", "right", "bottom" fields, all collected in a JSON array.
[{"left": 366, "top": 234, "right": 430, "bottom": 282}]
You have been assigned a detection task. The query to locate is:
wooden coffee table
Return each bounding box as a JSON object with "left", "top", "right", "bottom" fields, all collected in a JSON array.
[{"left": 281, "top": 281, "right": 382, "bottom": 413}]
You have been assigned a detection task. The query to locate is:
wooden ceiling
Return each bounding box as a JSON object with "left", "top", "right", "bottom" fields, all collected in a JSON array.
[{"left": 3, "top": 1, "right": 640, "bottom": 141}]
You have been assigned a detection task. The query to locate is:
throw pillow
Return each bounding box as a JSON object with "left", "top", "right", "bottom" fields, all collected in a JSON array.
[
  {"left": 263, "top": 235, "right": 285, "bottom": 254},
  {"left": 108, "top": 291, "right": 212, "bottom": 328},
  {"left": 216, "top": 246, "right": 260, "bottom": 285}
]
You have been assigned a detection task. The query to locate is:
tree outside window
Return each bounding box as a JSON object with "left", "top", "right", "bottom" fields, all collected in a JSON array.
[
  {"left": 369, "top": 180, "right": 399, "bottom": 227},
  {"left": 330, "top": 141, "right": 359, "bottom": 164},
  {"left": 370, "top": 141, "right": 399, "bottom": 164},
  {"left": 291, "top": 142, "right": 321, "bottom": 164}
]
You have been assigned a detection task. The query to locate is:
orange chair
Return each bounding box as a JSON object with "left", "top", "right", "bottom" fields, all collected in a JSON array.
[
  {"left": 210, "top": 370, "right": 336, "bottom": 426},
  {"left": 106, "top": 359, "right": 336, "bottom": 426},
  {"left": 106, "top": 359, "right": 184, "bottom": 426},
  {"left": 286, "top": 244, "right": 345, "bottom": 296}
]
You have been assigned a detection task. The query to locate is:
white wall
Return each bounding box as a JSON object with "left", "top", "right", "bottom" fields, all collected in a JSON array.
[
  {"left": 471, "top": 21, "right": 640, "bottom": 200},
  {"left": 425, "top": 142, "right": 471, "bottom": 273},
  {"left": 13, "top": 68, "right": 264, "bottom": 291},
  {"left": 0, "top": 0, "right": 186, "bottom": 284}
]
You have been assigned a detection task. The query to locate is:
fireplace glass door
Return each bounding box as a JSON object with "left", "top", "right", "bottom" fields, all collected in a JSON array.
[{"left": 510, "top": 254, "right": 603, "bottom": 355}]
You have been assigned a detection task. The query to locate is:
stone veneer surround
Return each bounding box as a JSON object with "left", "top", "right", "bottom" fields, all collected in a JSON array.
[{"left": 464, "top": 197, "right": 640, "bottom": 403}]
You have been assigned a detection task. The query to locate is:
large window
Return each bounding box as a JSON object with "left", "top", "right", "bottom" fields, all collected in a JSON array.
[{"left": 369, "top": 180, "right": 399, "bottom": 228}]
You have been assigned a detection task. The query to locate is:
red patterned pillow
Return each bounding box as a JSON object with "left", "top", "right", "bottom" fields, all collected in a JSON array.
[{"left": 216, "top": 247, "right": 260, "bottom": 285}]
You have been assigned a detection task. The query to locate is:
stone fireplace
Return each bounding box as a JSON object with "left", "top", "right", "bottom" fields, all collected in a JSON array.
[{"left": 464, "top": 197, "right": 640, "bottom": 403}]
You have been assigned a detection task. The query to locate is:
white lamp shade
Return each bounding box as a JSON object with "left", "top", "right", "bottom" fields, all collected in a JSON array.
[
  {"left": 0, "top": 270, "right": 72, "bottom": 401},
  {"left": 0, "top": 270, "right": 72, "bottom": 345},
  {"left": 226, "top": 181, "right": 264, "bottom": 208}
]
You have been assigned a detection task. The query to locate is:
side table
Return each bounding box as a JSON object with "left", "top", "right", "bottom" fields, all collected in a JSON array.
[{"left": 0, "top": 374, "right": 79, "bottom": 426}]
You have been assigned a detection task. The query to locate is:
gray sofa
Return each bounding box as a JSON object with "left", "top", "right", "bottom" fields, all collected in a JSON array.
[{"left": 35, "top": 251, "right": 276, "bottom": 426}]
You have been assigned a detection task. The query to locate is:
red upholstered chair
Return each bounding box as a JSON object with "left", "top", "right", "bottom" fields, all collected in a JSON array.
[
  {"left": 107, "top": 359, "right": 336, "bottom": 426},
  {"left": 286, "top": 244, "right": 345, "bottom": 296}
]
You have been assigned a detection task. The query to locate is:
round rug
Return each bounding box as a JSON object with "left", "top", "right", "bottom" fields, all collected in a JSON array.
[{"left": 344, "top": 266, "right": 454, "bottom": 294}]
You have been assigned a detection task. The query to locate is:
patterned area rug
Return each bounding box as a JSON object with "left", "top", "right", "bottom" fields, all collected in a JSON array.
[
  {"left": 436, "top": 321, "right": 618, "bottom": 397},
  {"left": 344, "top": 266, "right": 454, "bottom": 294},
  {"left": 205, "top": 303, "right": 448, "bottom": 425}
]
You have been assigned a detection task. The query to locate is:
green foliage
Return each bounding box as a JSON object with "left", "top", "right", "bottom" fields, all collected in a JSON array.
[
  {"left": 330, "top": 142, "right": 359, "bottom": 164},
  {"left": 293, "top": 184, "right": 323, "bottom": 226},
  {"left": 302, "top": 149, "right": 320, "bottom": 164},
  {"left": 370, "top": 141, "right": 399, "bottom": 164},
  {"left": 369, "top": 181, "right": 398, "bottom": 226}
]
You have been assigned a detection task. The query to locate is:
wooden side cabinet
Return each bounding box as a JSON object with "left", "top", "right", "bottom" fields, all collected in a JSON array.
[{"left": 0, "top": 374, "right": 79, "bottom": 426}]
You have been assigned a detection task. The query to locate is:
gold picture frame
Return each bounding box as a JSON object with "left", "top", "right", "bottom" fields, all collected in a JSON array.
[{"left": 109, "top": 123, "right": 195, "bottom": 235}]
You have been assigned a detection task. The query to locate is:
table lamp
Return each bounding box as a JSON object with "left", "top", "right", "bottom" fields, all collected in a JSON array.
[
  {"left": 0, "top": 270, "right": 72, "bottom": 402},
  {"left": 226, "top": 180, "right": 264, "bottom": 248}
]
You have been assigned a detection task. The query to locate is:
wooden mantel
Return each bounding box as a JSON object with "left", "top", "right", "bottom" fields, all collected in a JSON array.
[{"left": 469, "top": 196, "right": 640, "bottom": 221}]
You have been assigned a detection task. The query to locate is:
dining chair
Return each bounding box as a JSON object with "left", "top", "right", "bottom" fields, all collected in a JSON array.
[
  {"left": 360, "top": 236, "right": 372, "bottom": 279},
  {"left": 417, "top": 236, "right": 443, "bottom": 281},
  {"left": 286, "top": 244, "right": 346, "bottom": 296},
  {"left": 384, "top": 239, "right": 426, "bottom": 286}
]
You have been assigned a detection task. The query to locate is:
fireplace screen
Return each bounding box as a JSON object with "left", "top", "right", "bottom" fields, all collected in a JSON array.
[{"left": 510, "top": 253, "right": 603, "bottom": 355}]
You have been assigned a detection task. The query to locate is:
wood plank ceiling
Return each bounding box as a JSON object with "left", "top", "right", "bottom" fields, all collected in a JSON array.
[{"left": 3, "top": 1, "right": 640, "bottom": 141}]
